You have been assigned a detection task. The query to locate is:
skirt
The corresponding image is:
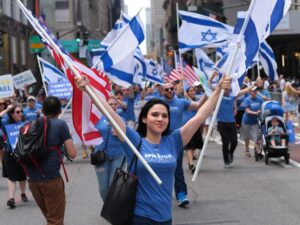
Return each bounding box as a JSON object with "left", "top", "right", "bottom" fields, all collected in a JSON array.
[
  {"left": 184, "top": 127, "right": 203, "bottom": 150},
  {"left": 240, "top": 123, "right": 259, "bottom": 142},
  {"left": 2, "top": 151, "right": 26, "bottom": 181}
]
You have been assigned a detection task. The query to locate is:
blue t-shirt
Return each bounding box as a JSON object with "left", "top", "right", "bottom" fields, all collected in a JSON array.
[
  {"left": 25, "top": 118, "right": 71, "bottom": 181},
  {"left": 236, "top": 93, "right": 248, "bottom": 111},
  {"left": 23, "top": 107, "right": 40, "bottom": 122},
  {"left": 217, "top": 95, "right": 236, "bottom": 123},
  {"left": 242, "top": 96, "right": 263, "bottom": 125},
  {"left": 117, "top": 97, "right": 135, "bottom": 122},
  {"left": 258, "top": 89, "right": 271, "bottom": 100},
  {"left": 94, "top": 116, "right": 125, "bottom": 158},
  {"left": 183, "top": 98, "right": 196, "bottom": 124},
  {"left": 164, "top": 96, "right": 191, "bottom": 131},
  {"left": 123, "top": 127, "right": 183, "bottom": 222}
]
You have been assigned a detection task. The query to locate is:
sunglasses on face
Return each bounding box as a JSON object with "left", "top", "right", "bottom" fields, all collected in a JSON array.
[
  {"left": 14, "top": 110, "right": 22, "bottom": 114},
  {"left": 28, "top": 99, "right": 35, "bottom": 102},
  {"left": 164, "top": 88, "right": 174, "bottom": 92}
]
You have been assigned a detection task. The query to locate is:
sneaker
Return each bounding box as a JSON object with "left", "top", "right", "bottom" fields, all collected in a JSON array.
[
  {"left": 177, "top": 192, "right": 189, "bottom": 207},
  {"left": 257, "top": 153, "right": 263, "bottom": 160},
  {"left": 21, "top": 193, "right": 28, "bottom": 202},
  {"left": 7, "top": 198, "right": 16, "bottom": 209},
  {"left": 224, "top": 163, "right": 233, "bottom": 169}
]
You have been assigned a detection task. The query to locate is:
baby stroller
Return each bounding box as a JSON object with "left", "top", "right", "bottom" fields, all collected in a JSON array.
[{"left": 257, "top": 101, "right": 289, "bottom": 165}]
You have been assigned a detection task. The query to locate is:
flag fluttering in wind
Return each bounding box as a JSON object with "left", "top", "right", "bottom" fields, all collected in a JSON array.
[
  {"left": 259, "top": 41, "right": 278, "bottom": 81},
  {"left": 17, "top": 0, "right": 110, "bottom": 145},
  {"left": 195, "top": 49, "right": 220, "bottom": 79},
  {"left": 37, "top": 56, "right": 69, "bottom": 83},
  {"left": 144, "top": 59, "right": 164, "bottom": 85},
  {"left": 178, "top": 10, "right": 233, "bottom": 52},
  {"left": 99, "top": 14, "right": 145, "bottom": 71}
]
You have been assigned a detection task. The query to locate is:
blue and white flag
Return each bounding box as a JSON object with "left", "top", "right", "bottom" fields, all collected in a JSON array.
[
  {"left": 37, "top": 56, "right": 69, "bottom": 83},
  {"left": 99, "top": 14, "right": 145, "bottom": 71},
  {"left": 178, "top": 10, "right": 233, "bottom": 52},
  {"left": 145, "top": 59, "right": 164, "bottom": 85},
  {"left": 217, "top": 0, "right": 290, "bottom": 83},
  {"left": 259, "top": 41, "right": 278, "bottom": 80},
  {"left": 195, "top": 49, "right": 220, "bottom": 79}
]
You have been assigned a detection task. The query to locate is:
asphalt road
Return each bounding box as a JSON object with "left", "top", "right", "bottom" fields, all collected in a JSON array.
[{"left": 1, "top": 135, "right": 300, "bottom": 225}]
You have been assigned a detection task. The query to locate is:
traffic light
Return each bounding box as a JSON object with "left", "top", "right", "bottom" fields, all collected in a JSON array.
[
  {"left": 76, "top": 31, "right": 81, "bottom": 43},
  {"left": 83, "top": 31, "right": 89, "bottom": 46},
  {"left": 0, "top": 32, "right": 3, "bottom": 47}
]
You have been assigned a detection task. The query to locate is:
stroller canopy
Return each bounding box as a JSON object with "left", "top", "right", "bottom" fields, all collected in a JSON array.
[{"left": 261, "top": 101, "right": 284, "bottom": 119}]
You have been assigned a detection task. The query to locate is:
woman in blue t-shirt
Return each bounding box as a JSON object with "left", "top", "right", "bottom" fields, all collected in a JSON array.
[
  {"left": 76, "top": 75, "right": 231, "bottom": 224},
  {"left": 94, "top": 97, "right": 125, "bottom": 200}
]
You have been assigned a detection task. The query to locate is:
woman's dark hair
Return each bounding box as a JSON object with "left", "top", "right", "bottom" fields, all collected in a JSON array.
[
  {"left": 136, "top": 98, "right": 170, "bottom": 137},
  {"left": 8, "top": 105, "right": 24, "bottom": 124},
  {"left": 42, "top": 96, "right": 62, "bottom": 117}
]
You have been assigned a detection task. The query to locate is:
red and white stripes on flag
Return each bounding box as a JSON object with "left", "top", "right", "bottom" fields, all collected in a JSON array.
[
  {"left": 17, "top": 0, "right": 110, "bottom": 145},
  {"left": 173, "top": 52, "right": 198, "bottom": 86}
]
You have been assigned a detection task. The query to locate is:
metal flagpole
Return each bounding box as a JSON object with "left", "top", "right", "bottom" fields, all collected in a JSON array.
[
  {"left": 17, "top": 0, "right": 162, "bottom": 185},
  {"left": 192, "top": 0, "right": 258, "bottom": 181},
  {"left": 36, "top": 55, "right": 48, "bottom": 96}
]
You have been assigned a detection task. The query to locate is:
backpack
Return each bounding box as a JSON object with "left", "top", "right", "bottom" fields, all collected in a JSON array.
[
  {"left": 14, "top": 116, "right": 69, "bottom": 182},
  {"left": 14, "top": 117, "right": 49, "bottom": 164}
]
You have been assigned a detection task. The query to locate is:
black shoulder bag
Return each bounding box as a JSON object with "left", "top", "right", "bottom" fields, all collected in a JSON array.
[
  {"left": 90, "top": 127, "right": 111, "bottom": 165},
  {"left": 101, "top": 138, "right": 142, "bottom": 225}
]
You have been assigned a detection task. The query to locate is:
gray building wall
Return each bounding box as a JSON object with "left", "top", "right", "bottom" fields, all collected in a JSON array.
[{"left": 151, "top": 0, "right": 165, "bottom": 59}]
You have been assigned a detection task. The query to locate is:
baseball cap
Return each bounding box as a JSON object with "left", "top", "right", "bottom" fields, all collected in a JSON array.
[{"left": 27, "top": 96, "right": 36, "bottom": 102}]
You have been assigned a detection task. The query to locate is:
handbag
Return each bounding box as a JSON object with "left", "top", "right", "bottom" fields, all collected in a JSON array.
[
  {"left": 90, "top": 127, "right": 111, "bottom": 165},
  {"left": 101, "top": 139, "right": 142, "bottom": 225}
]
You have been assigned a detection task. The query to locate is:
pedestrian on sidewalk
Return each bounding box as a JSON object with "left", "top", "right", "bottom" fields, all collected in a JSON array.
[
  {"left": 25, "top": 96, "right": 77, "bottom": 225},
  {"left": 75, "top": 74, "right": 231, "bottom": 225}
]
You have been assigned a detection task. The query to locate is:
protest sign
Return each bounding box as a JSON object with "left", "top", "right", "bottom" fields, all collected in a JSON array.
[
  {"left": 5, "top": 122, "right": 26, "bottom": 151},
  {"left": 13, "top": 70, "right": 37, "bottom": 89},
  {"left": 0, "top": 74, "right": 14, "bottom": 98},
  {"left": 48, "top": 81, "right": 73, "bottom": 99}
]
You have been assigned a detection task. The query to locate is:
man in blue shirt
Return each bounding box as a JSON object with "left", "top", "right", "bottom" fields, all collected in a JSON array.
[
  {"left": 163, "top": 82, "right": 206, "bottom": 207},
  {"left": 23, "top": 96, "right": 41, "bottom": 122}
]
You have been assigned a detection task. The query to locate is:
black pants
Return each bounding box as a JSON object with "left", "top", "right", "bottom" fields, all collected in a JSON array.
[{"left": 218, "top": 122, "right": 238, "bottom": 164}]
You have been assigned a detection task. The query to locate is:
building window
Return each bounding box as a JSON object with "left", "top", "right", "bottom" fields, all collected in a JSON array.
[{"left": 55, "top": 0, "right": 69, "bottom": 10}]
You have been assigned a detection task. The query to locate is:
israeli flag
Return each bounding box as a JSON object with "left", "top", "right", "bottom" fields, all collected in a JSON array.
[
  {"left": 195, "top": 49, "right": 220, "bottom": 79},
  {"left": 37, "top": 56, "right": 69, "bottom": 83},
  {"left": 99, "top": 14, "right": 145, "bottom": 71},
  {"left": 217, "top": 0, "right": 290, "bottom": 78},
  {"left": 178, "top": 10, "right": 233, "bottom": 52},
  {"left": 145, "top": 59, "right": 164, "bottom": 85},
  {"left": 259, "top": 41, "right": 278, "bottom": 81}
]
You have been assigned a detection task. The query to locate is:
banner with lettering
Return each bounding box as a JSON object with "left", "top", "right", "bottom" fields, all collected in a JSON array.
[
  {"left": 13, "top": 70, "right": 37, "bottom": 89},
  {"left": 0, "top": 74, "right": 15, "bottom": 98},
  {"left": 48, "top": 81, "right": 73, "bottom": 99},
  {"left": 4, "top": 122, "right": 26, "bottom": 151}
]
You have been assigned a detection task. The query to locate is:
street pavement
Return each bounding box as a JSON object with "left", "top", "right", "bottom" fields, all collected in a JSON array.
[{"left": 1, "top": 129, "right": 300, "bottom": 225}]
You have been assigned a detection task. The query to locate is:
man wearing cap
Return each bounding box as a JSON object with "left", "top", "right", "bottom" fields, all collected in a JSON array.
[{"left": 23, "top": 96, "right": 41, "bottom": 122}]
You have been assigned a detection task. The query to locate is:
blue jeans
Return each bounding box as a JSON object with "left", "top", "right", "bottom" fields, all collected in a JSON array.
[
  {"left": 174, "top": 149, "right": 187, "bottom": 198},
  {"left": 94, "top": 155, "right": 124, "bottom": 200},
  {"left": 132, "top": 216, "right": 172, "bottom": 225}
]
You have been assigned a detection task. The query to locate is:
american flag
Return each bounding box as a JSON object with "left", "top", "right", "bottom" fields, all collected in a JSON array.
[
  {"left": 174, "top": 53, "right": 198, "bottom": 86},
  {"left": 18, "top": 0, "right": 110, "bottom": 145}
]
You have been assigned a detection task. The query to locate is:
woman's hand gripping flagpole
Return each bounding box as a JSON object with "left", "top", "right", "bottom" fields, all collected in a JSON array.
[
  {"left": 16, "top": 0, "right": 162, "bottom": 185},
  {"left": 192, "top": 0, "right": 258, "bottom": 181}
]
